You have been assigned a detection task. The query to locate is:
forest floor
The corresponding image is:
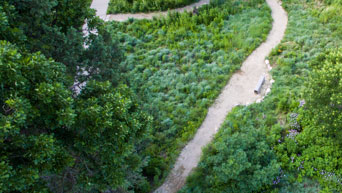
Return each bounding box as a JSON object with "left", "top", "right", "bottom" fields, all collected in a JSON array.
[{"left": 154, "top": 0, "right": 287, "bottom": 192}]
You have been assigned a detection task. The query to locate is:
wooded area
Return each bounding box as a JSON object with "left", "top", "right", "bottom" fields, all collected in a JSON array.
[{"left": 2, "top": 0, "right": 342, "bottom": 192}]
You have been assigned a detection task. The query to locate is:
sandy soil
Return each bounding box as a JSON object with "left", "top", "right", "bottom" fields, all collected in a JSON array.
[
  {"left": 106, "top": 0, "right": 210, "bottom": 21},
  {"left": 153, "top": 0, "right": 288, "bottom": 192}
]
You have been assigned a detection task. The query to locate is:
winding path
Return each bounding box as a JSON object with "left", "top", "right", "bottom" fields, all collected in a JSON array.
[
  {"left": 89, "top": 0, "right": 287, "bottom": 192},
  {"left": 154, "top": 0, "right": 288, "bottom": 192},
  {"left": 106, "top": 0, "right": 210, "bottom": 21},
  {"left": 91, "top": 0, "right": 210, "bottom": 21}
]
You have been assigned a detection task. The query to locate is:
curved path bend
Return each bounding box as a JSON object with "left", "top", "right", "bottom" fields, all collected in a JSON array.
[
  {"left": 106, "top": 0, "right": 210, "bottom": 21},
  {"left": 90, "top": 0, "right": 210, "bottom": 21},
  {"left": 154, "top": 0, "right": 288, "bottom": 192}
]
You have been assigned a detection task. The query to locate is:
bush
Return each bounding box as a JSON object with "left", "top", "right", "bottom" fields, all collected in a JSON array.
[{"left": 181, "top": 108, "right": 280, "bottom": 193}]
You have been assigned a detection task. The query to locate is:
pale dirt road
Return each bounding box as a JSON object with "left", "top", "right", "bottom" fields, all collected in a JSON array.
[
  {"left": 90, "top": 0, "right": 110, "bottom": 20},
  {"left": 154, "top": 0, "right": 288, "bottom": 192}
]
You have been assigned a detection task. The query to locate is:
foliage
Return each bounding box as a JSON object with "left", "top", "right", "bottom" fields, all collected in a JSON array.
[
  {"left": 0, "top": 40, "right": 74, "bottom": 192},
  {"left": 108, "top": 0, "right": 272, "bottom": 187},
  {"left": 0, "top": 39, "right": 151, "bottom": 192},
  {"left": 182, "top": 0, "right": 342, "bottom": 191},
  {"left": 267, "top": 0, "right": 342, "bottom": 191},
  {"left": 0, "top": 0, "right": 122, "bottom": 83},
  {"left": 107, "top": 0, "right": 199, "bottom": 14},
  {"left": 180, "top": 107, "right": 280, "bottom": 193},
  {"left": 276, "top": 177, "right": 321, "bottom": 193},
  {"left": 67, "top": 81, "right": 152, "bottom": 192},
  {"left": 281, "top": 49, "right": 342, "bottom": 192},
  {"left": 0, "top": 0, "right": 151, "bottom": 192},
  {"left": 301, "top": 49, "right": 342, "bottom": 138}
]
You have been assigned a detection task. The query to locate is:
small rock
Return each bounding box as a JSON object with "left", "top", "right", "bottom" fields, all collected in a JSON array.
[
  {"left": 266, "top": 88, "right": 271, "bottom": 94},
  {"left": 265, "top": 59, "right": 270, "bottom": 65}
]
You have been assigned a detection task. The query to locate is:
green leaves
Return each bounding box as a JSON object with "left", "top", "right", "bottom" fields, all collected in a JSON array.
[
  {"left": 181, "top": 108, "right": 280, "bottom": 193},
  {"left": 285, "top": 49, "right": 342, "bottom": 191},
  {"left": 0, "top": 41, "right": 73, "bottom": 192},
  {"left": 0, "top": 41, "right": 151, "bottom": 192},
  {"left": 71, "top": 81, "right": 152, "bottom": 191},
  {"left": 302, "top": 49, "right": 342, "bottom": 138}
]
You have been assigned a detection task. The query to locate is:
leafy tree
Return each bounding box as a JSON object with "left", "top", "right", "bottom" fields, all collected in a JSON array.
[
  {"left": 69, "top": 81, "right": 152, "bottom": 192},
  {"left": 0, "top": 40, "right": 75, "bottom": 192},
  {"left": 0, "top": 0, "right": 122, "bottom": 83},
  {"left": 0, "top": 40, "right": 151, "bottom": 192}
]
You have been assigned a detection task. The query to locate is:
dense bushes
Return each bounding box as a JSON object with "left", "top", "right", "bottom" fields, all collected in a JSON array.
[
  {"left": 108, "top": 0, "right": 272, "bottom": 188},
  {"left": 181, "top": 108, "right": 280, "bottom": 193},
  {"left": 107, "top": 0, "right": 199, "bottom": 14},
  {"left": 268, "top": 0, "right": 342, "bottom": 191},
  {"left": 279, "top": 49, "right": 342, "bottom": 192}
]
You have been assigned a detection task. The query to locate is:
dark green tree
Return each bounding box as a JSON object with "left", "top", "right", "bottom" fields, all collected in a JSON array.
[
  {"left": 0, "top": 40, "right": 151, "bottom": 192},
  {"left": 69, "top": 81, "right": 152, "bottom": 192},
  {"left": 0, "top": 0, "right": 122, "bottom": 83},
  {"left": 0, "top": 40, "right": 75, "bottom": 192}
]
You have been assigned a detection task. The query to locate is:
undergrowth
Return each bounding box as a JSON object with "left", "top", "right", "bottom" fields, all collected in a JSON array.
[
  {"left": 182, "top": 0, "right": 342, "bottom": 192},
  {"left": 107, "top": 0, "right": 272, "bottom": 190}
]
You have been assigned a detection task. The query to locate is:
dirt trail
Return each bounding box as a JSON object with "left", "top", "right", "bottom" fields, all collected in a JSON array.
[
  {"left": 154, "top": 0, "right": 288, "bottom": 192},
  {"left": 106, "top": 0, "right": 210, "bottom": 21},
  {"left": 90, "top": 0, "right": 110, "bottom": 20}
]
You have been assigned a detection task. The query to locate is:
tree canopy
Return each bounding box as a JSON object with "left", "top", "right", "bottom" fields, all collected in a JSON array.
[
  {"left": 0, "top": 40, "right": 152, "bottom": 192},
  {"left": 0, "top": 0, "right": 152, "bottom": 191}
]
